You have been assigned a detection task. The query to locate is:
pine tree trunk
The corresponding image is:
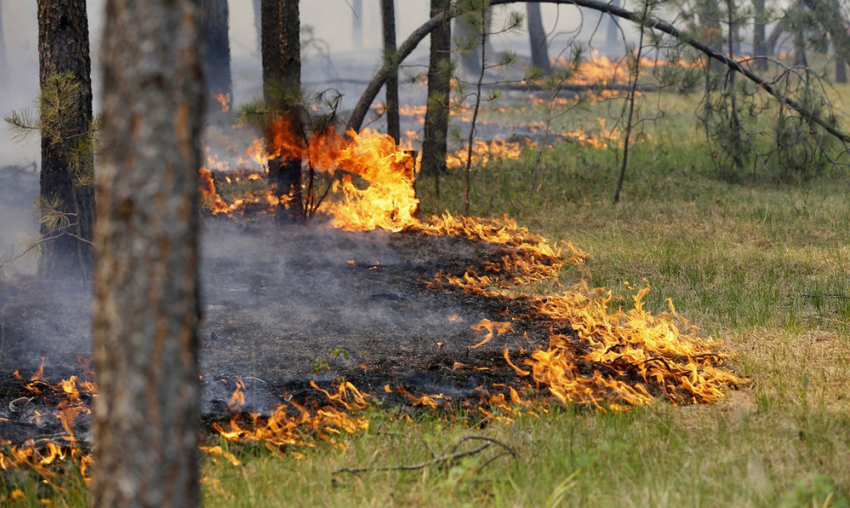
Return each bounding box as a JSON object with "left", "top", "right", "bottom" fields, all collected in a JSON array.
[
  {"left": 527, "top": 3, "right": 551, "bottom": 74},
  {"left": 92, "top": 0, "right": 205, "bottom": 506},
  {"left": 204, "top": 0, "right": 232, "bottom": 123},
  {"left": 262, "top": 0, "right": 303, "bottom": 223},
  {"left": 793, "top": 0, "right": 808, "bottom": 67},
  {"left": 421, "top": 0, "right": 452, "bottom": 196},
  {"left": 261, "top": 0, "right": 281, "bottom": 89},
  {"left": 352, "top": 0, "right": 363, "bottom": 48},
  {"left": 381, "top": 0, "right": 400, "bottom": 143},
  {"left": 36, "top": 0, "right": 94, "bottom": 281}
]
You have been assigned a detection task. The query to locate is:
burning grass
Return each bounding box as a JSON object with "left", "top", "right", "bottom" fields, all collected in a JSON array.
[
  {"left": 0, "top": 120, "right": 746, "bottom": 497},
  {"left": 195, "top": 122, "right": 743, "bottom": 415}
]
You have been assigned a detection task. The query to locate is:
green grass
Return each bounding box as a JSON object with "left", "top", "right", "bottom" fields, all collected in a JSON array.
[{"left": 4, "top": 90, "right": 850, "bottom": 506}]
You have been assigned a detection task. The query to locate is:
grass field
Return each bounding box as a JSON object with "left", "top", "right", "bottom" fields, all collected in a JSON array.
[{"left": 3, "top": 89, "right": 850, "bottom": 507}]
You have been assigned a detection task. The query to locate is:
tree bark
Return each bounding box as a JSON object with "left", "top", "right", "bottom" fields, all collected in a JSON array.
[
  {"left": 381, "top": 0, "right": 400, "bottom": 143},
  {"left": 93, "top": 0, "right": 205, "bottom": 506},
  {"left": 261, "top": 0, "right": 281, "bottom": 88},
  {"left": 36, "top": 0, "right": 94, "bottom": 281},
  {"left": 346, "top": 0, "right": 850, "bottom": 144},
  {"left": 204, "top": 0, "right": 232, "bottom": 122},
  {"left": 352, "top": 0, "right": 363, "bottom": 48},
  {"left": 527, "top": 3, "right": 551, "bottom": 74},
  {"left": 262, "top": 0, "right": 303, "bottom": 222},
  {"left": 421, "top": 0, "right": 452, "bottom": 197}
]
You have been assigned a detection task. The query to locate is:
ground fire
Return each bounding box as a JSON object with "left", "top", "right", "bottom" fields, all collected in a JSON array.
[{"left": 0, "top": 123, "right": 743, "bottom": 485}]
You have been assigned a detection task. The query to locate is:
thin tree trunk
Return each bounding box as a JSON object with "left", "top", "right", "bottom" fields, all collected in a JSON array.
[
  {"left": 204, "top": 0, "right": 232, "bottom": 122},
  {"left": 464, "top": 7, "right": 488, "bottom": 216},
  {"left": 93, "top": 0, "right": 205, "bottom": 506},
  {"left": 753, "top": 0, "right": 767, "bottom": 71},
  {"left": 614, "top": 0, "right": 649, "bottom": 204},
  {"left": 352, "top": 0, "right": 363, "bottom": 48},
  {"left": 793, "top": 0, "right": 808, "bottom": 67},
  {"left": 766, "top": 23, "right": 783, "bottom": 56},
  {"left": 421, "top": 0, "right": 452, "bottom": 198},
  {"left": 381, "top": 0, "right": 400, "bottom": 143},
  {"left": 837, "top": 53, "right": 847, "bottom": 83},
  {"left": 527, "top": 3, "right": 551, "bottom": 74},
  {"left": 262, "top": 0, "right": 303, "bottom": 222},
  {"left": 36, "top": 0, "right": 94, "bottom": 281}
]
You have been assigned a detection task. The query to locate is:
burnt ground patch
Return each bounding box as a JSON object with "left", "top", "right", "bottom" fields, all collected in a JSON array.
[{"left": 0, "top": 217, "right": 556, "bottom": 444}]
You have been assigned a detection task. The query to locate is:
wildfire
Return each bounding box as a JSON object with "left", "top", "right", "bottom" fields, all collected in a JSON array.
[
  {"left": 214, "top": 93, "right": 231, "bottom": 113},
  {"left": 211, "top": 379, "right": 369, "bottom": 452}
]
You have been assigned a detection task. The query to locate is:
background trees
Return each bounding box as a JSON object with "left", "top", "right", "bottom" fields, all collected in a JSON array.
[
  {"left": 526, "top": 3, "right": 551, "bottom": 74},
  {"left": 35, "top": 0, "right": 94, "bottom": 280},
  {"left": 92, "top": 0, "right": 205, "bottom": 505}
]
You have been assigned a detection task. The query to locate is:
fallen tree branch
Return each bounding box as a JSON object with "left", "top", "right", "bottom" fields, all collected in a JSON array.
[
  {"left": 333, "top": 436, "right": 516, "bottom": 474},
  {"left": 346, "top": 0, "right": 850, "bottom": 145}
]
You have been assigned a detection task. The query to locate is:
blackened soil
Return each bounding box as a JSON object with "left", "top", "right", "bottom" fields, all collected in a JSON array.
[{"left": 0, "top": 217, "right": 554, "bottom": 443}]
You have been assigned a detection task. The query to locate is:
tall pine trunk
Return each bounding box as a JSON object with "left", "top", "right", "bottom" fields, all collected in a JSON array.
[
  {"left": 262, "top": 0, "right": 303, "bottom": 222},
  {"left": 92, "top": 0, "right": 205, "bottom": 505},
  {"left": 381, "top": 0, "right": 400, "bottom": 143},
  {"left": 421, "top": 0, "right": 452, "bottom": 197},
  {"left": 527, "top": 3, "right": 551, "bottom": 74},
  {"left": 204, "top": 0, "right": 232, "bottom": 123},
  {"left": 36, "top": 0, "right": 94, "bottom": 281}
]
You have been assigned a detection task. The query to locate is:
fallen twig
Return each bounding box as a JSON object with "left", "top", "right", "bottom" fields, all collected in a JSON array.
[{"left": 333, "top": 436, "right": 516, "bottom": 475}]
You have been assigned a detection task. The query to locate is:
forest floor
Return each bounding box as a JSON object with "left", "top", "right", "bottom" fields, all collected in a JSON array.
[
  {"left": 200, "top": 88, "right": 850, "bottom": 507},
  {"left": 2, "top": 80, "right": 850, "bottom": 506}
]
